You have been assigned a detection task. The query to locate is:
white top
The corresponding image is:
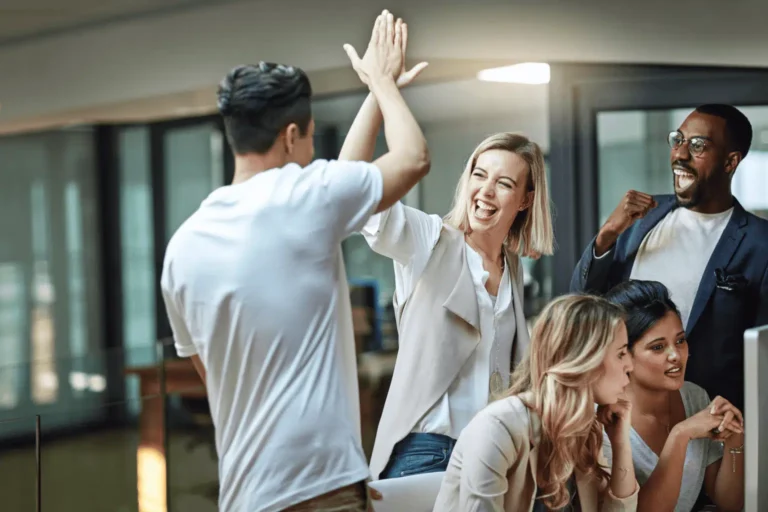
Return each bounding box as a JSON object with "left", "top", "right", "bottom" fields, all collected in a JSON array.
[
  {"left": 161, "top": 160, "right": 383, "bottom": 512},
  {"left": 630, "top": 207, "right": 733, "bottom": 329},
  {"left": 362, "top": 203, "right": 515, "bottom": 440},
  {"left": 602, "top": 382, "right": 724, "bottom": 512}
]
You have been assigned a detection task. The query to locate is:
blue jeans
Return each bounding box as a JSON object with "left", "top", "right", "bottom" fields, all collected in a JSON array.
[{"left": 379, "top": 433, "right": 456, "bottom": 480}]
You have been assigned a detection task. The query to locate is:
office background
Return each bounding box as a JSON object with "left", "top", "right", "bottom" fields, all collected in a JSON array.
[{"left": 1, "top": 0, "right": 768, "bottom": 510}]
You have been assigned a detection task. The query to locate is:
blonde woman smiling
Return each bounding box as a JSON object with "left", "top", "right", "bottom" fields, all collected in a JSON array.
[
  {"left": 339, "top": 17, "right": 554, "bottom": 482},
  {"left": 340, "top": 41, "right": 554, "bottom": 480}
]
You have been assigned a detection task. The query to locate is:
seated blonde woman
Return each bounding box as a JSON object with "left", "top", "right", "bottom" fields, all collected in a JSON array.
[
  {"left": 604, "top": 280, "right": 744, "bottom": 512},
  {"left": 433, "top": 294, "right": 639, "bottom": 512}
]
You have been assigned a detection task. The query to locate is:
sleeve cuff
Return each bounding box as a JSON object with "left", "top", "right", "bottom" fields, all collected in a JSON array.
[
  {"left": 175, "top": 343, "right": 198, "bottom": 358},
  {"left": 361, "top": 207, "right": 391, "bottom": 238},
  {"left": 606, "top": 481, "right": 640, "bottom": 502},
  {"left": 593, "top": 244, "right": 614, "bottom": 260},
  {"left": 366, "top": 161, "right": 384, "bottom": 224}
]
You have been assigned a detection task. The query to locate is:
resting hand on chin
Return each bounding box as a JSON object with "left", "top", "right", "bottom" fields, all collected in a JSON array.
[{"left": 597, "top": 396, "right": 632, "bottom": 445}]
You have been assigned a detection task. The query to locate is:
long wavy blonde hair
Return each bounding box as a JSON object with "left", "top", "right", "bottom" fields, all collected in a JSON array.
[
  {"left": 508, "top": 294, "right": 625, "bottom": 509},
  {"left": 443, "top": 132, "right": 554, "bottom": 259}
]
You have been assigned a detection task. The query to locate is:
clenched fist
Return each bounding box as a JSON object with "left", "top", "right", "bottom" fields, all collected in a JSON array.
[{"left": 595, "top": 190, "right": 657, "bottom": 256}]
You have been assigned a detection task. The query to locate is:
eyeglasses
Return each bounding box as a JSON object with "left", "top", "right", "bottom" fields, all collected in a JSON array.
[{"left": 668, "top": 131, "right": 708, "bottom": 156}]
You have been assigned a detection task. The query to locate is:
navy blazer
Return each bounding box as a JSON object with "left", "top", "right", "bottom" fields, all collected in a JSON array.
[{"left": 571, "top": 195, "right": 768, "bottom": 410}]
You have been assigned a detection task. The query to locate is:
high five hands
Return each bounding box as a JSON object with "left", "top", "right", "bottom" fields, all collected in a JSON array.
[{"left": 343, "top": 9, "right": 429, "bottom": 89}]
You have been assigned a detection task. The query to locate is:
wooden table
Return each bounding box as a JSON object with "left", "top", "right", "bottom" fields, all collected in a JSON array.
[{"left": 125, "top": 359, "right": 205, "bottom": 512}]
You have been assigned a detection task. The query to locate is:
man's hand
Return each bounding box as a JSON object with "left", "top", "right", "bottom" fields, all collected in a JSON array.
[
  {"left": 394, "top": 21, "right": 428, "bottom": 88},
  {"left": 595, "top": 190, "right": 657, "bottom": 256},
  {"left": 343, "top": 10, "right": 402, "bottom": 87}
]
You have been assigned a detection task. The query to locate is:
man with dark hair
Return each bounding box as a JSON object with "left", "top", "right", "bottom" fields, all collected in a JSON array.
[
  {"left": 572, "top": 104, "right": 768, "bottom": 411},
  {"left": 160, "top": 10, "right": 430, "bottom": 511},
  {"left": 217, "top": 61, "right": 314, "bottom": 157}
]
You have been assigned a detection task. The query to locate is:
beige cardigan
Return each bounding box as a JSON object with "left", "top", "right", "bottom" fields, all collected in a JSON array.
[
  {"left": 433, "top": 393, "right": 639, "bottom": 512},
  {"left": 369, "top": 225, "right": 530, "bottom": 480}
]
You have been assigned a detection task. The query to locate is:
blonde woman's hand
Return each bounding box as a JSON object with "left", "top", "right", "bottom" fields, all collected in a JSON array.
[
  {"left": 343, "top": 10, "right": 402, "bottom": 87},
  {"left": 597, "top": 398, "right": 633, "bottom": 445},
  {"left": 393, "top": 20, "right": 428, "bottom": 88}
]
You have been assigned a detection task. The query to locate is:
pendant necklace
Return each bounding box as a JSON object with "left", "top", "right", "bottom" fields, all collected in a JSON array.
[{"left": 488, "top": 256, "right": 506, "bottom": 399}]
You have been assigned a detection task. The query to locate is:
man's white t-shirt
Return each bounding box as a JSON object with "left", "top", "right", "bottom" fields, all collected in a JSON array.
[
  {"left": 630, "top": 207, "right": 733, "bottom": 329},
  {"left": 160, "top": 160, "right": 383, "bottom": 512}
]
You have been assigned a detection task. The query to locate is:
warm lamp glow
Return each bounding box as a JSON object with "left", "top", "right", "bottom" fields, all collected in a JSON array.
[
  {"left": 477, "top": 63, "right": 551, "bottom": 84},
  {"left": 138, "top": 446, "right": 167, "bottom": 512}
]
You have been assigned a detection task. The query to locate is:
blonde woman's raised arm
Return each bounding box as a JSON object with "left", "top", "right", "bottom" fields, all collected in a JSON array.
[{"left": 339, "top": 19, "right": 427, "bottom": 164}]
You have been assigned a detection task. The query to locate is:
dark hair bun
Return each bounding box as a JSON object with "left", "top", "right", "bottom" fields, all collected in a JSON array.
[{"left": 604, "top": 280, "right": 681, "bottom": 348}]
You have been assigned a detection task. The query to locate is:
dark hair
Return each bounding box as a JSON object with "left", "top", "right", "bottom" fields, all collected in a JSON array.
[
  {"left": 695, "top": 104, "right": 753, "bottom": 158},
  {"left": 217, "top": 62, "right": 312, "bottom": 155},
  {"left": 603, "top": 280, "right": 680, "bottom": 350}
]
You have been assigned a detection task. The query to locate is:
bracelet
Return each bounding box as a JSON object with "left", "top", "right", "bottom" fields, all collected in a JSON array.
[{"left": 729, "top": 443, "right": 744, "bottom": 473}]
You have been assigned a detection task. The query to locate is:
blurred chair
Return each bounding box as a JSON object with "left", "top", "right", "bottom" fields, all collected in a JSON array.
[{"left": 350, "top": 278, "right": 382, "bottom": 353}]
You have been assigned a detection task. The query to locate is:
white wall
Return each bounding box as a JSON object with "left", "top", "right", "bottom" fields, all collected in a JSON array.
[{"left": 2, "top": 0, "right": 768, "bottom": 124}]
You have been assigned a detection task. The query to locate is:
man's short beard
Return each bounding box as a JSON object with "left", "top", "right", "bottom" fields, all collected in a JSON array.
[{"left": 675, "top": 187, "right": 701, "bottom": 209}]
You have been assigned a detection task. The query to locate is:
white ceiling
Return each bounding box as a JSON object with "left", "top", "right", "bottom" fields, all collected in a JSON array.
[
  {"left": 3, "top": 0, "right": 768, "bottom": 66},
  {"left": 2, "top": 0, "right": 768, "bottom": 131},
  {"left": 0, "top": 0, "right": 215, "bottom": 43}
]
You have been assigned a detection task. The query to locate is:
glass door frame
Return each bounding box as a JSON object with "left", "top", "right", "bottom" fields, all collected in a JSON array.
[{"left": 547, "top": 63, "right": 768, "bottom": 296}]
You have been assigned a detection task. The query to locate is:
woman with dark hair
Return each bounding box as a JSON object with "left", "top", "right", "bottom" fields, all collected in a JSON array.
[{"left": 604, "top": 280, "right": 745, "bottom": 512}]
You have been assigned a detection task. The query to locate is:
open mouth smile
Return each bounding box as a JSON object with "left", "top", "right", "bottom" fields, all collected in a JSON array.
[
  {"left": 473, "top": 199, "right": 498, "bottom": 220},
  {"left": 673, "top": 167, "right": 696, "bottom": 192}
]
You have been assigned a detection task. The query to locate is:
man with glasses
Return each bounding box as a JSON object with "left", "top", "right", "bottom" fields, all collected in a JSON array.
[{"left": 571, "top": 104, "right": 768, "bottom": 411}]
